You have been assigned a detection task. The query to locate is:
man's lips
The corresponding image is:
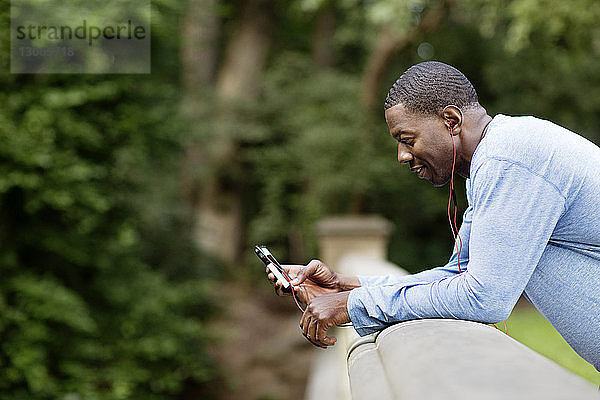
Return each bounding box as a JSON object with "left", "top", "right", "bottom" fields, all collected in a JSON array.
[{"left": 410, "top": 166, "right": 425, "bottom": 178}]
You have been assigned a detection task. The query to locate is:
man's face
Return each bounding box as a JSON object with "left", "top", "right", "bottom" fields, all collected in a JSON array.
[{"left": 385, "top": 103, "right": 454, "bottom": 187}]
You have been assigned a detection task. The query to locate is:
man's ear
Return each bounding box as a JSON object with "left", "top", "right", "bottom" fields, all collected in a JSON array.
[{"left": 442, "top": 105, "right": 463, "bottom": 136}]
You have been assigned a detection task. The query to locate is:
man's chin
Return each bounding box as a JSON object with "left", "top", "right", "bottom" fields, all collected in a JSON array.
[{"left": 430, "top": 175, "right": 451, "bottom": 187}]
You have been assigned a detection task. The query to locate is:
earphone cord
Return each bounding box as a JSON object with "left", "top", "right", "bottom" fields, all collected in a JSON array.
[
  {"left": 448, "top": 128, "right": 507, "bottom": 334},
  {"left": 448, "top": 131, "right": 463, "bottom": 273},
  {"left": 278, "top": 266, "right": 306, "bottom": 313}
]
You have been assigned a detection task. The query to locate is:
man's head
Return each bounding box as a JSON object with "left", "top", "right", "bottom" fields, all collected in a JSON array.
[
  {"left": 384, "top": 61, "right": 487, "bottom": 186},
  {"left": 384, "top": 61, "right": 479, "bottom": 115}
]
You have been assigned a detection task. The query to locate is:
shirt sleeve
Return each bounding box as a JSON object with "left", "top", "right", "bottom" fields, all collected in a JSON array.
[
  {"left": 357, "top": 204, "right": 472, "bottom": 287},
  {"left": 348, "top": 158, "right": 566, "bottom": 336}
]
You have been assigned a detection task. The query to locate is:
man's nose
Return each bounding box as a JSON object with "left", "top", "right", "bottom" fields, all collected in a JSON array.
[{"left": 397, "top": 143, "right": 413, "bottom": 164}]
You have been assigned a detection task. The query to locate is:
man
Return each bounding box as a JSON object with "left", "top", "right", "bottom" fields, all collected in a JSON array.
[{"left": 266, "top": 61, "right": 600, "bottom": 371}]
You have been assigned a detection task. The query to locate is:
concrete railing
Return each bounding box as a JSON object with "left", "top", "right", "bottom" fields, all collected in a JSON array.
[{"left": 305, "top": 216, "right": 599, "bottom": 400}]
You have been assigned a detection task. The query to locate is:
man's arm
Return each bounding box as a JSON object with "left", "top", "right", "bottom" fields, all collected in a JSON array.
[
  {"left": 347, "top": 159, "right": 565, "bottom": 336},
  {"left": 298, "top": 201, "right": 473, "bottom": 346},
  {"left": 270, "top": 204, "right": 472, "bottom": 300},
  {"left": 302, "top": 158, "right": 565, "bottom": 345}
]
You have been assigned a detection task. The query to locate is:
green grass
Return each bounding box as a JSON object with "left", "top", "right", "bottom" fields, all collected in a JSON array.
[{"left": 504, "top": 305, "right": 600, "bottom": 385}]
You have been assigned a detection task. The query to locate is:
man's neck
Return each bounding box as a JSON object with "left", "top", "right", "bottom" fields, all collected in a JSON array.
[{"left": 457, "top": 109, "right": 493, "bottom": 178}]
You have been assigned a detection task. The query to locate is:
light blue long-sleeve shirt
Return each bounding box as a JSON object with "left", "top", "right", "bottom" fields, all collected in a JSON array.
[{"left": 347, "top": 115, "right": 600, "bottom": 370}]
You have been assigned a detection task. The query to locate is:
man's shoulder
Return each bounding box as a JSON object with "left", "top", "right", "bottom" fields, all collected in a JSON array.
[
  {"left": 481, "top": 114, "right": 557, "bottom": 155},
  {"left": 470, "top": 114, "right": 600, "bottom": 201},
  {"left": 473, "top": 114, "right": 581, "bottom": 171}
]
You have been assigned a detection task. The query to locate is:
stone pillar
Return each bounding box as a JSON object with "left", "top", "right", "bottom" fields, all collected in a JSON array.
[
  {"left": 315, "top": 215, "right": 393, "bottom": 267},
  {"left": 305, "top": 215, "right": 394, "bottom": 400}
]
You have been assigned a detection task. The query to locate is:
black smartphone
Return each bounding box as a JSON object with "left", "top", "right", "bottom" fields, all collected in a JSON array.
[{"left": 254, "top": 245, "right": 291, "bottom": 293}]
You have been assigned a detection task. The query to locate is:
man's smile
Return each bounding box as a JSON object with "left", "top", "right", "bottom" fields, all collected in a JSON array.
[{"left": 410, "top": 165, "right": 426, "bottom": 179}]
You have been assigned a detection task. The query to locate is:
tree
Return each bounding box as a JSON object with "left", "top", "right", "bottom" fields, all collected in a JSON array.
[
  {"left": 182, "top": 0, "right": 276, "bottom": 266},
  {"left": 0, "top": 1, "right": 219, "bottom": 398}
]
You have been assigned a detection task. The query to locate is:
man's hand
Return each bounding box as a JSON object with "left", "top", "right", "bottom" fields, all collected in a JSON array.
[
  {"left": 266, "top": 259, "right": 359, "bottom": 306},
  {"left": 300, "top": 291, "right": 351, "bottom": 348}
]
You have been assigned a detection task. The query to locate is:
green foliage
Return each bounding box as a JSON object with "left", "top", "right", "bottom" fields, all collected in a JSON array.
[
  {"left": 448, "top": 0, "right": 600, "bottom": 140},
  {"left": 366, "top": 0, "right": 430, "bottom": 31},
  {"left": 463, "top": 0, "right": 600, "bottom": 55},
  {"left": 0, "top": 74, "right": 218, "bottom": 399},
  {"left": 0, "top": 1, "right": 218, "bottom": 397},
  {"left": 247, "top": 54, "right": 372, "bottom": 257}
]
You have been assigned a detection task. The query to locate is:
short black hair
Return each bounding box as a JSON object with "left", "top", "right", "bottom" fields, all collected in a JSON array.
[{"left": 384, "top": 61, "right": 479, "bottom": 115}]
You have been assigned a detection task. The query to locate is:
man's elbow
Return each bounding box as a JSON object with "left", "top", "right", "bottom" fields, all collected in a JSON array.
[
  {"left": 482, "top": 307, "right": 512, "bottom": 324},
  {"left": 465, "top": 281, "right": 515, "bottom": 323},
  {"left": 476, "top": 297, "right": 513, "bottom": 323}
]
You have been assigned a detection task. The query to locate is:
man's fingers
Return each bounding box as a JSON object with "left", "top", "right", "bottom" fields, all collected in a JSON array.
[
  {"left": 322, "top": 333, "right": 336, "bottom": 346},
  {"left": 293, "top": 285, "right": 307, "bottom": 306},
  {"left": 315, "top": 319, "right": 327, "bottom": 345},
  {"left": 307, "top": 318, "right": 320, "bottom": 346},
  {"left": 300, "top": 309, "right": 308, "bottom": 335},
  {"left": 265, "top": 264, "right": 276, "bottom": 282},
  {"left": 312, "top": 316, "right": 337, "bottom": 347},
  {"left": 265, "top": 263, "right": 292, "bottom": 296},
  {"left": 302, "top": 314, "right": 326, "bottom": 348},
  {"left": 302, "top": 311, "right": 311, "bottom": 338},
  {"left": 274, "top": 280, "right": 291, "bottom": 296},
  {"left": 301, "top": 302, "right": 332, "bottom": 348}
]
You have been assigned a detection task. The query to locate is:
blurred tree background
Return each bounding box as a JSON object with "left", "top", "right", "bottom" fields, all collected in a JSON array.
[{"left": 1, "top": 0, "right": 599, "bottom": 399}]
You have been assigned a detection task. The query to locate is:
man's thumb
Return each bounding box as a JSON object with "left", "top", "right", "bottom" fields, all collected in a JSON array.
[
  {"left": 292, "top": 268, "right": 309, "bottom": 285},
  {"left": 292, "top": 261, "right": 320, "bottom": 285}
]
